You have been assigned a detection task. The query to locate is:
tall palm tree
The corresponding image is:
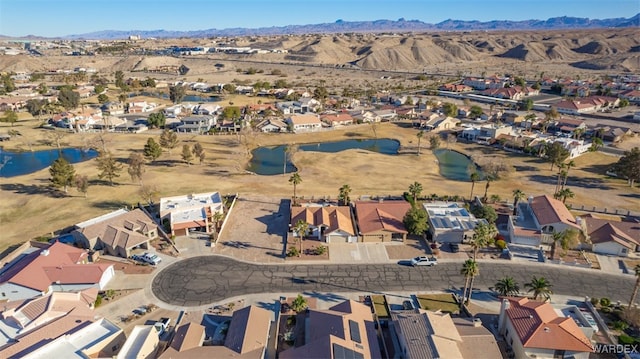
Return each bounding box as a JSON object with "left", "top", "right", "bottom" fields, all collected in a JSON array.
[
  {"left": 561, "top": 160, "right": 575, "bottom": 191},
  {"left": 210, "top": 211, "right": 225, "bottom": 241},
  {"left": 495, "top": 276, "right": 520, "bottom": 297},
  {"left": 483, "top": 174, "right": 495, "bottom": 202},
  {"left": 525, "top": 276, "right": 553, "bottom": 301},
  {"left": 460, "top": 259, "right": 479, "bottom": 306},
  {"left": 469, "top": 172, "right": 480, "bottom": 201},
  {"left": 288, "top": 172, "right": 302, "bottom": 205},
  {"left": 408, "top": 181, "right": 423, "bottom": 204},
  {"left": 338, "top": 184, "right": 352, "bottom": 206},
  {"left": 512, "top": 189, "right": 525, "bottom": 216},
  {"left": 293, "top": 219, "right": 309, "bottom": 256},
  {"left": 628, "top": 264, "right": 640, "bottom": 312},
  {"left": 555, "top": 188, "right": 575, "bottom": 204},
  {"left": 416, "top": 131, "right": 424, "bottom": 155},
  {"left": 471, "top": 222, "right": 498, "bottom": 260}
]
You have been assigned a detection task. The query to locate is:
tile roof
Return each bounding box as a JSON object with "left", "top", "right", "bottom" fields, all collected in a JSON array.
[
  {"left": 584, "top": 217, "right": 640, "bottom": 248},
  {"left": 503, "top": 297, "right": 593, "bottom": 352},
  {"left": 288, "top": 114, "right": 321, "bottom": 125},
  {"left": 169, "top": 322, "right": 205, "bottom": 352},
  {"left": 279, "top": 299, "right": 381, "bottom": 359},
  {"left": 224, "top": 306, "right": 271, "bottom": 355},
  {"left": 74, "top": 209, "right": 157, "bottom": 251},
  {"left": 0, "top": 242, "right": 111, "bottom": 292},
  {"left": 291, "top": 206, "right": 356, "bottom": 236},
  {"left": 354, "top": 201, "right": 411, "bottom": 235},
  {"left": 529, "top": 195, "right": 578, "bottom": 228}
]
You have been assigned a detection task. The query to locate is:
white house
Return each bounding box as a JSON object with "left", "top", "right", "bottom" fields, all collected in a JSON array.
[
  {"left": 423, "top": 202, "right": 488, "bottom": 243},
  {"left": 159, "top": 192, "right": 224, "bottom": 236},
  {"left": 583, "top": 215, "right": 640, "bottom": 257},
  {"left": 285, "top": 114, "right": 322, "bottom": 133},
  {"left": 509, "top": 195, "right": 581, "bottom": 247},
  {"left": 0, "top": 242, "right": 114, "bottom": 302}
]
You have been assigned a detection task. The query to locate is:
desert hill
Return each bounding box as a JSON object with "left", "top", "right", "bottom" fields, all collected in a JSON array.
[{"left": 1, "top": 28, "right": 638, "bottom": 76}]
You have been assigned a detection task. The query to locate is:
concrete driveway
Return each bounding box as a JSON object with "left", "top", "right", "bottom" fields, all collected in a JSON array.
[{"left": 596, "top": 254, "right": 629, "bottom": 275}]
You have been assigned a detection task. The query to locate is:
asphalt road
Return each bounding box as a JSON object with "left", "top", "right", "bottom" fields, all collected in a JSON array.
[{"left": 151, "top": 256, "right": 637, "bottom": 307}]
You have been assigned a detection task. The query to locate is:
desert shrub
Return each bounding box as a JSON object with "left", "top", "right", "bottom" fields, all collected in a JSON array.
[
  {"left": 286, "top": 315, "right": 296, "bottom": 327},
  {"left": 612, "top": 320, "right": 629, "bottom": 331},
  {"left": 601, "top": 307, "right": 612, "bottom": 313},
  {"left": 94, "top": 296, "right": 103, "bottom": 307},
  {"left": 600, "top": 297, "right": 611, "bottom": 307},
  {"left": 590, "top": 297, "right": 599, "bottom": 306},
  {"left": 286, "top": 247, "right": 299, "bottom": 257},
  {"left": 495, "top": 239, "right": 507, "bottom": 250},
  {"left": 314, "top": 245, "right": 327, "bottom": 255}
]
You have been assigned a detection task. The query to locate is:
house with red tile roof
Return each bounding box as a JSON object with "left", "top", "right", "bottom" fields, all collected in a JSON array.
[
  {"left": 498, "top": 297, "right": 593, "bottom": 359},
  {"left": 354, "top": 201, "right": 411, "bottom": 242},
  {"left": 290, "top": 205, "right": 357, "bottom": 243},
  {"left": 509, "top": 195, "right": 581, "bottom": 247},
  {"left": 0, "top": 242, "right": 114, "bottom": 302},
  {"left": 581, "top": 215, "right": 640, "bottom": 257},
  {"left": 279, "top": 300, "right": 382, "bottom": 359}
]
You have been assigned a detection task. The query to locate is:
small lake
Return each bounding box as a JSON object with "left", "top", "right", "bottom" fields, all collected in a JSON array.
[
  {"left": 128, "top": 92, "right": 220, "bottom": 103},
  {"left": 433, "top": 149, "right": 481, "bottom": 182},
  {"left": 0, "top": 148, "right": 99, "bottom": 178},
  {"left": 248, "top": 139, "right": 400, "bottom": 176}
]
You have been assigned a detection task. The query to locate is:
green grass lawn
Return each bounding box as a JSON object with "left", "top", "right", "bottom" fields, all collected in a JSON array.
[
  {"left": 371, "top": 295, "right": 390, "bottom": 318},
  {"left": 416, "top": 294, "right": 460, "bottom": 314}
]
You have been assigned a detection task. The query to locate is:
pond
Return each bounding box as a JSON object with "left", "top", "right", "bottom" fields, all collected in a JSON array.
[
  {"left": 0, "top": 148, "right": 99, "bottom": 178},
  {"left": 128, "top": 92, "right": 220, "bottom": 103},
  {"left": 248, "top": 139, "right": 400, "bottom": 176},
  {"left": 433, "top": 149, "right": 481, "bottom": 182}
]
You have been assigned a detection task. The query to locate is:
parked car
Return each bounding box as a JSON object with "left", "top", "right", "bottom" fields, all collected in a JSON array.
[
  {"left": 410, "top": 256, "right": 438, "bottom": 267},
  {"left": 450, "top": 243, "right": 460, "bottom": 253},
  {"left": 130, "top": 254, "right": 146, "bottom": 263},
  {"left": 133, "top": 307, "right": 147, "bottom": 316},
  {"left": 142, "top": 252, "right": 162, "bottom": 265}
]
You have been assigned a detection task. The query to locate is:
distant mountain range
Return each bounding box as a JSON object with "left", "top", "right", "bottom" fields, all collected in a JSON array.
[{"left": 5, "top": 14, "right": 640, "bottom": 40}]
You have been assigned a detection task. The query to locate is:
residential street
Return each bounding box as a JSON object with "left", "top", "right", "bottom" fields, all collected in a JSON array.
[{"left": 151, "top": 255, "right": 637, "bottom": 308}]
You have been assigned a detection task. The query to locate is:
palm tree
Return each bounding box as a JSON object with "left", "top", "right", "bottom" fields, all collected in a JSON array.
[
  {"left": 288, "top": 172, "right": 302, "bottom": 205},
  {"left": 591, "top": 137, "right": 603, "bottom": 151},
  {"left": 416, "top": 131, "right": 424, "bottom": 155},
  {"left": 460, "top": 259, "right": 479, "bottom": 306},
  {"left": 561, "top": 160, "right": 575, "bottom": 191},
  {"left": 471, "top": 222, "right": 498, "bottom": 260},
  {"left": 495, "top": 276, "right": 520, "bottom": 297},
  {"left": 408, "top": 181, "right": 423, "bottom": 204},
  {"left": 210, "top": 211, "right": 225, "bottom": 241},
  {"left": 338, "top": 184, "right": 352, "bottom": 206},
  {"left": 293, "top": 219, "right": 308, "bottom": 256},
  {"left": 555, "top": 188, "right": 575, "bottom": 204},
  {"left": 525, "top": 276, "right": 553, "bottom": 301},
  {"left": 483, "top": 174, "right": 495, "bottom": 202},
  {"left": 550, "top": 228, "right": 581, "bottom": 260},
  {"left": 628, "top": 264, "right": 640, "bottom": 312},
  {"left": 512, "top": 189, "right": 525, "bottom": 216},
  {"left": 469, "top": 172, "right": 480, "bottom": 201}
]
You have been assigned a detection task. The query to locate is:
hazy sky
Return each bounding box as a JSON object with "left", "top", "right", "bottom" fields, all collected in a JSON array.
[{"left": 1, "top": 0, "right": 638, "bottom": 37}]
